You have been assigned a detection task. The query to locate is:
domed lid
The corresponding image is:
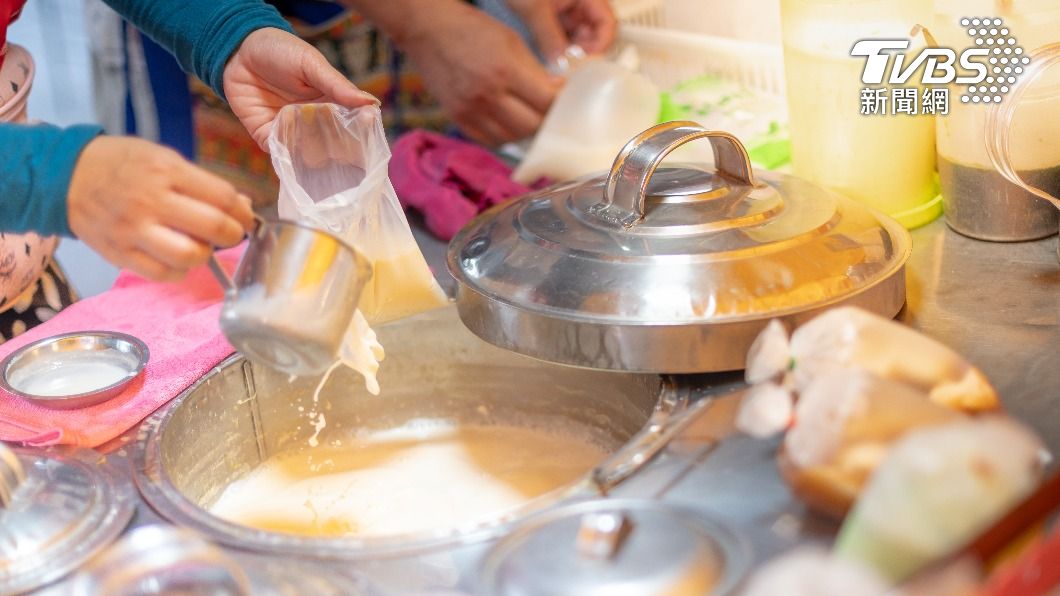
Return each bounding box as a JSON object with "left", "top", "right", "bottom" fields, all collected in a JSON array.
[
  {"left": 0, "top": 444, "right": 136, "bottom": 594},
  {"left": 448, "top": 121, "right": 911, "bottom": 372},
  {"left": 70, "top": 525, "right": 373, "bottom": 595},
  {"left": 478, "top": 498, "right": 748, "bottom": 596}
]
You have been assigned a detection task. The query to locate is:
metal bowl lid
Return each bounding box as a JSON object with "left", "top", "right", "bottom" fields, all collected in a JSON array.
[
  {"left": 0, "top": 444, "right": 136, "bottom": 594},
  {"left": 69, "top": 525, "right": 372, "bottom": 595},
  {"left": 478, "top": 498, "right": 748, "bottom": 596},
  {"left": 448, "top": 121, "right": 911, "bottom": 372},
  {"left": 70, "top": 525, "right": 250, "bottom": 595}
]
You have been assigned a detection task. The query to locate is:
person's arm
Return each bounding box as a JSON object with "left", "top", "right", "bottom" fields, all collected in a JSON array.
[
  {"left": 338, "top": 0, "right": 444, "bottom": 47},
  {"left": 100, "top": 0, "right": 292, "bottom": 100},
  {"left": 0, "top": 123, "right": 101, "bottom": 236},
  {"left": 103, "top": 0, "right": 376, "bottom": 149},
  {"left": 0, "top": 123, "right": 254, "bottom": 281},
  {"left": 507, "top": 0, "right": 617, "bottom": 61},
  {"left": 341, "top": 0, "right": 562, "bottom": 146}
]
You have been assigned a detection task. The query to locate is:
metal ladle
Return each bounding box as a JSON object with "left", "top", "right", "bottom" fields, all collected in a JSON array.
[{"left": 208, "top": 218, "right": 372, "bottom": 377}]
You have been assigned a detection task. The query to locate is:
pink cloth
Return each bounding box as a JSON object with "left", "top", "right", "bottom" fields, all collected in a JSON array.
[
  {"left": 0, "top": 245, "right": 244, "bottom": 448},
  {"left": 389, "top": 130, "right": 544, "bottom": 241}
]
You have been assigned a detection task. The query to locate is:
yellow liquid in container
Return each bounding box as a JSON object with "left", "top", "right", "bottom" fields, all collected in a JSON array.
[
  {"left": 784, "top": 48, "right": 938, "bottom": 216},
  {"left": 781, "top": 1, "right": 938, "bottom": 222}
]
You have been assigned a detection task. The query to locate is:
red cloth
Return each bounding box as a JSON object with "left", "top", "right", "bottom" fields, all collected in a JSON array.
[
  {"left": 0, "top": 244, "right": 243, "bottom": 448},
  {"left": 0, "top": 0, "right": 26, "bottom": 70},
  {"left": 983, "top": 522, "right": 1060, "bottom": 596},
  {"left": 389, "top": 130, "right": 545, "bottom": 241}
]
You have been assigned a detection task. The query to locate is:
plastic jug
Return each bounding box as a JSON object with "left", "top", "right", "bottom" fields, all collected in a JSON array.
[
  {"left": 987, "top": 42, "right": 1060, "bottom": 260},
  {"left": 780, "top": 0, "right": 939, "bottom": 227},
  {"left": 512, "top": 56, "right": 660, "bottom": 184},
  {"left": 935, "top": 0, "right": 1060, "bottom": 241}
]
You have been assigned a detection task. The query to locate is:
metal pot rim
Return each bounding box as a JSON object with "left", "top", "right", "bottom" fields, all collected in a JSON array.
[
  {"left": 133, "top": 355, "right": 694, "bottom": 560},
  {"left": 446, "top": 122, "right": 914, "bottom": 372}
]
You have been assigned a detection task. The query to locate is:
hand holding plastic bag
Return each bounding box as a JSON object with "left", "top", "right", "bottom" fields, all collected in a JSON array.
[
  {"left": 268, "top": 104, "right": 448, "bottom": 325},
  {"left": 512, "top": 55, "right": 659, "bottom": 184}
]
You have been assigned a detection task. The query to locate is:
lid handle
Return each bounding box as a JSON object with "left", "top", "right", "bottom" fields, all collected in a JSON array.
[
  {"left": 576, "top": 511, "right": 631, "bottom": 560},
  {"left": 593, "top": 121, "right": 757, "bottom": 228},
  {"left": 0, "top": 443, "right": 25, "bottom": 508}
]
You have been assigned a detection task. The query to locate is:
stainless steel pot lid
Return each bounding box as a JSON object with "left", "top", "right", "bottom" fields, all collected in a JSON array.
[
  {"left": 70, "top": 525, "right": 252, "bottom": 596},
  {"left": 0, "top": 444, "right": 136, "bottom": 594},
  {"left": 448, "top": 121, "right": 911, "bottom": 372},
  {"left": 478, "top": 498, "right": 748, "bottom": 596},
  {"left": 69, "top": 525, "right": 374, "bottom": 595}
]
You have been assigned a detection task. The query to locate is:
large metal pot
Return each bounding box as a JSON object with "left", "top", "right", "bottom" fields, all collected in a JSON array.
[
  {"left": 449, "top": 121, "right": 911, "bottom": 372},
  {"left": 134, "top": 306, "right": 709, "bottom": 559}
]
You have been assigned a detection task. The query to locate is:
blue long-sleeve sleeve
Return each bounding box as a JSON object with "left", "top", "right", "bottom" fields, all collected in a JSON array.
[
  {"left": 0, "top": 1, "right": 293, "bottom": 237},
  {"left": 0, "top": 123, "right": 103, "bottom": 236},
  {"left": 101, "top": 0, "right": 294, "bottom": 100}
]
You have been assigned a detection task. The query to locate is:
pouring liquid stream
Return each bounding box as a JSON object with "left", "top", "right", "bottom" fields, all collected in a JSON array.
[
  {"left": 306, "top": 310, "right": 385, "bottom": 447},
  {"left": 300, "top": 251, "right": 447, "bottom": 447}
]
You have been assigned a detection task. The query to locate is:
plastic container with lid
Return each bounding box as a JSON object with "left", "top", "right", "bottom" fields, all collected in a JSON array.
[{"left": 779, "top": 0, "right": 941, "bottom": 228}]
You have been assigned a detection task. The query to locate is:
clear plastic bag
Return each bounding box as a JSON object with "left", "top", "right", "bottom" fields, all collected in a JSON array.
[
  {"left": 512, "top": 55, "right": 660, "bottom": 184},
  {"left": 268, "top": 103, "right": 448, "bottom": 325}
]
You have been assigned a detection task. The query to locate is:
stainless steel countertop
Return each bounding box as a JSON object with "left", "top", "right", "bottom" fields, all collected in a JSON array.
[
  {"left": 418, "top": 215, "right": 1060, "bottom": 451},
  {"left": 32, "top": 217, "right": 1060, "bottom": 594},
  {"left": 898, "top": 222, "right": 1059, "bottom": 455},
  {"left": 413, "top": 215, "right": 1060, "bottom": 566}
]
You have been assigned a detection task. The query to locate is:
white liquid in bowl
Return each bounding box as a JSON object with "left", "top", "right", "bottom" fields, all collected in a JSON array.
[{"left": 11, "top": 360, "right": 132, "bottom": 396}]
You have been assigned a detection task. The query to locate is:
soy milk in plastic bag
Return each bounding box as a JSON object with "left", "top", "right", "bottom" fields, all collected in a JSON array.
[
  {"left": 268, "top": 103, "right": 448, "bottom": 393},
  {"left": 270, "top": 103, "right": 447, "bottom": 324},
  {"left": 512, "top": 52, "right": 660, "bottom": 184}
]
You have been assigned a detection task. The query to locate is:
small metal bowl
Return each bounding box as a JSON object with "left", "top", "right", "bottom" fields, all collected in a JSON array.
[{"left": 0, "top": 331, "right": 149, "bottom": 410}]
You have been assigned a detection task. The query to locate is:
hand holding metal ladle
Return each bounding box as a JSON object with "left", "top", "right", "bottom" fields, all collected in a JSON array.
[{"left": 208, "top": 217, "right": 372, "bottom": 377}]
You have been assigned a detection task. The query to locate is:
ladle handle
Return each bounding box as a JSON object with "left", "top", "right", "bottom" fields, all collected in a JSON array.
[
  {"left": 208, "top": 215, "right": 266, "bottom": 293},
  {"left": 0, "top": 443, "right": 25, "bottom": 508},
  {"left": 591, "top": 390, "right": 716, "bottom": 494},
  {"left": 593, "top": 121, "right": 757, "bottom": 228},
  {"left": 986, "top": 42, "right": 1060, "bottom": 212},
  {"left": 208, "top": 255, "right": 235, "bottom": 293}
]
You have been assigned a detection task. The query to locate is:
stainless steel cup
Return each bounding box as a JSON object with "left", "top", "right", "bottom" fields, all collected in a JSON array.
[{"left": 209, "top": 219, "right": 371, "bottom": 377}]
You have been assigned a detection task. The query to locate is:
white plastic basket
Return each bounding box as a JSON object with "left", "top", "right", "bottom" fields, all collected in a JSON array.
[
  {"left": 612, "top": 0, "right": 786, "bottom": 97},
  {"left": 610, "top": 0, "right": 665, "bottom": 26}
]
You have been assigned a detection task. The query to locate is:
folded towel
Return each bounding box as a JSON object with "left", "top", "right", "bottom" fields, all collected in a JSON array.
[
  {"left": 0, "top": 245, "right": 243, "bottom": 448},
  {"left": 389, "top": 130, "right": 545, "bottom": 241}
]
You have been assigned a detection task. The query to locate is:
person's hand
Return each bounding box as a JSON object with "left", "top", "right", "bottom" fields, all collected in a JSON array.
[
  {"left": 222, "top": 27, "right": 378, "bottom": 151},
  {"left": 67, "top": 136, "right": 255, "bottom": 282},
  {"left": 507, "top": 0, "right": 617, "bottom": 62},
  {"left": 400, "top": 3, "right": 563, "bottom": 146}
]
